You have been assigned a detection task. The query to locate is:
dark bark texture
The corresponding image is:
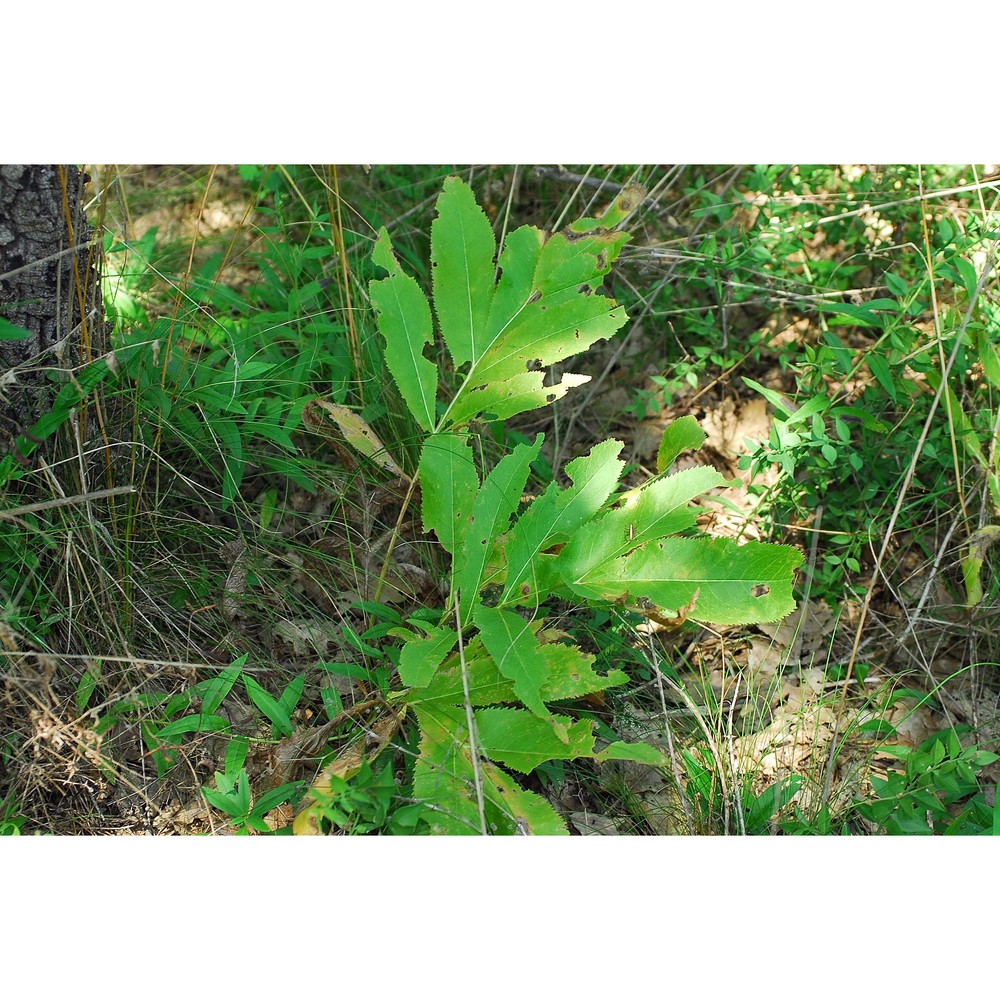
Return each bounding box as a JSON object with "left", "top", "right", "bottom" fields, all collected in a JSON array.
[{"left": 0, "top": 164, "right": 105, "bottom": 431}]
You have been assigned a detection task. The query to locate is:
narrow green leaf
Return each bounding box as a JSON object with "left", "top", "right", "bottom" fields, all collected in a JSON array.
[
  {"left": 742, "top": 376, "right": 796, "bottom": 418},
  {"left": 75, "top": 665, "right": 100, "bottom": 712},
  {"left": 926, "top": 370, "right": 987, "bottom": 466},
  {"left": 0, "top": 317, "right": 33, "bottom": 341},
  {"left": 455, "top": 434, "right": 542, "bottom": 623},
  {"left": 156, "top": 713, "right": 230, "bottom": 740},
  {"left": 502, "top": 439, "right": 626, "bottom": 605},
  {"left": 225, "top": 736, "right": 249, "bottom": 777},
  {"left": 201, "top": 665, "right": 242, "bottom": 717},
  {"left": 865, "top": 352, "right": 897, "bottom": 403},
  {"left": 816, "top": 301, "right": 884, "bottom": 329},
  {"left": 475, "top": 606, "right": 551, "bottom": 720},
  {"left": 249, "top": 781, "right": 305, "bottom": 822},
  {"left": 419, "top": 432, "right": 479, "bottom": 554},
  {"left": 955, "top": 256, "right": 979, "bottom": 298},
  {"left": 369, "top": 227, "right": 439, "bottom": 432},
  {"left": 431, "top": 176, "right": 496, "bottom": 368},
  {"left": 278, "top": 674, "right": 305, "bottom": 717},
  {"left": 596, "top": 741, "right": 669, "bottom": 765},
  {"left": 656, "top": 415, "right": 707, "bottom": 473},
  {"left": 242, "top": 675, "right": 293, "bottom": 737}
]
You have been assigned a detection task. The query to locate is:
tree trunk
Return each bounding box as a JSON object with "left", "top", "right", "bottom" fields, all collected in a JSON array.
[{"left": 0, "top": 164, "right": 105, "bottom": 435}]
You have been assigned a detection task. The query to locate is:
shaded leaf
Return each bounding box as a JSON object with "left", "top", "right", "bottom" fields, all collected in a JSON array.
[
  {"left": 243, "top": 674, "right": 293, "bottom": 737},
  {"left": 656, "top": 415, "right": 707, "bottom": 473},
  {"left": 398, "top": 623, "right": 458, "bottom": 688}
]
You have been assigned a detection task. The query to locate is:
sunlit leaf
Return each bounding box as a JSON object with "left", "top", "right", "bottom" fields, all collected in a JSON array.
[
  {"left": 370, "top": 227, "right": 439, "bottom": 431},
  {"left": 419, "top": 432, "right": 479, "bottom": 555}
]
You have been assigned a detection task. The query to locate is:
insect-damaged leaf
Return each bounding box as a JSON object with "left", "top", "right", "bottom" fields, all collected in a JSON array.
[
  {"left": 370, "top": 227, "right": 439, "bottom": 432},
  {"left": 370, "top": 177, "right": 631, "bottom": 436},
  {"left": 562, "top": 534, "right": 803, "bottom": 625},
  {"left": 419, "top": 432, "right": 479, "bottom": 555},
  {"left": 557, "top": 465, "right": 733, "bottom": 581},
  {"left": 430, "top": 175, "right": 497, "bottom": 369}
]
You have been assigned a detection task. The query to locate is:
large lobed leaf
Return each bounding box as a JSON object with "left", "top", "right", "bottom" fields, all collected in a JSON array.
[{"left": 371, "top": 177, "right": 638, "bottom": 435}]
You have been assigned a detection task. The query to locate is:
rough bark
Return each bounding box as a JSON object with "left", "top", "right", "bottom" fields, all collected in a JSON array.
[{"left": 0, "top": 164, "right": 105, "bottom": 432}]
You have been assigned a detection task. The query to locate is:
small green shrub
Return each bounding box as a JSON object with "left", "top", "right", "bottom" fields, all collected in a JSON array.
[
  {"left": 854, "top": 728, "right": 999, "bottom": 835},
  {"left": 294, "top": 176, "right": 803, "bottom": 835}
]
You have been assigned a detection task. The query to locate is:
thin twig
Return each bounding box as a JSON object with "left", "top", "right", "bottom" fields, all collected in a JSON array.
[
  {"left": 455, "top": 598, "right": 488, "bottom": 835},
  {"left": 646, "top": 629, "right": 694, "bottom": 834},
  {"left": 0, "top": 485, "right": 135, "bottom": 521}
]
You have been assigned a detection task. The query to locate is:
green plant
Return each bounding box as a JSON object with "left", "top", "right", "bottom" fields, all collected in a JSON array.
[
  {"left": 201, "top": 735, "right": 303, "bottom": 835},
  {"left": 854, "top": 728, "right": 999, "bottom": 835},
  {"left": 294, "top": 176, "right": 803, "bottom": 835},
  {"left": 304, "top": 757, "right": 426, "bottom": 835},
  {"left": 682, "top": 749, "right": 802, "bottom": 834},
  {"left": 0, "top": 791, "right": 27, "bottom": 835}
]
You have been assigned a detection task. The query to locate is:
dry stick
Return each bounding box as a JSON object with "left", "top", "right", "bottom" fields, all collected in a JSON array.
[
  {"left": 647, "top": 629, "right": 695, "bottom": 834},
  {"left": 779, "top": 179, "right": 1000, "bottom": 236},
  {"left": 0, "top": 240, "right": 99, "bottom": 283},
  {"left": 790, "top": 504, "right": 823, "bottom": 666},
  {"left": 548, "top": 164, "right": 599, "bottom": 234},
  {"left": 889, "top": 514, "right": 960, "bottom": 665},
  {"left": 0, "top": 485, "right": 136, "bottom": 521},
  {"left": 329, "top": 166, "right": 363, "bottom": 396},
  {"left": 494, "top": 165, "right": 520, "bottom": 283},
  {"left": 727, "top": 672, "right": 745, "bottom": 836},
  {"left": 454, "top": 597, "right": 488, "bottom": 836},
  {"left": 821, "top": 235, "right": 999, "bottom": 807},
  {"left": 371, "top": 472, "right": 420, "bottom": 605}
]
